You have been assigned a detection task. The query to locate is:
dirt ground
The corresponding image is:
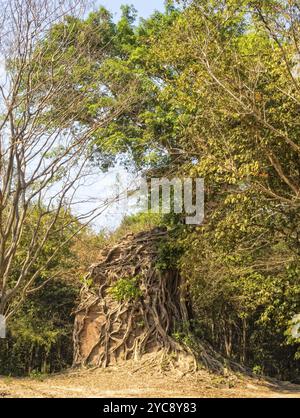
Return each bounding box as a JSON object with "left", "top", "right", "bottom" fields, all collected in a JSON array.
[{"left": 0, "top": 359, "right": 300, "bottom": 398}]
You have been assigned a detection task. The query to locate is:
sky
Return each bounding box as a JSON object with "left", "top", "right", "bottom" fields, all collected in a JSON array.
[{"left": 96, "top": 0, "right": 165, "bottom": 20}]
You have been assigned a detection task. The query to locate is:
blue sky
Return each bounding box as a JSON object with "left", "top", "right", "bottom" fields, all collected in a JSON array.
[{"left": 96, "top": 0, "right": 166, "bottom": 20}]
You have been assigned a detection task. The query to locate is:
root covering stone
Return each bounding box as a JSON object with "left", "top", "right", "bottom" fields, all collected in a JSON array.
[{"left": 73, "top": 228, "right": 193, "bottom": 369}]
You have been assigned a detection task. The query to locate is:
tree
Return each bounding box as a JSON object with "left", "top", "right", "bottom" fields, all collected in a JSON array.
[
  {"left": 0, "top": 208, "right": 105, "bottom": 376},
  {"left": 0, "top": 0, "right": 132, "bottom": 318},
  {"left": 149, "top": 0, "right": 300, "bottom": 377},
  {"left": 70, "top": 0, "right": 300, "bottom": 376}
]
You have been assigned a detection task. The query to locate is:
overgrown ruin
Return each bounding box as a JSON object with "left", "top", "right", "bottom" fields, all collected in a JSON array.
[{"left": 73, "top": 228, "right": 196, "bottom": 369}]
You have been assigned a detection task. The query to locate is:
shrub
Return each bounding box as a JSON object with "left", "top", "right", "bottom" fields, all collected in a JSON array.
[{"left": 109, "top": 276, "right": 142, "bottom": 303}]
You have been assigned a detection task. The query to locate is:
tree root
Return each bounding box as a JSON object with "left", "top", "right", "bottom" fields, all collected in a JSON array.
[{"left": 73, "top": 228, "right": 226, "bottom": 374}]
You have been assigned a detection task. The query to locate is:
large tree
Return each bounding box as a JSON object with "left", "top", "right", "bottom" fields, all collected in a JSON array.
[
  {"left": 0, "top": 0, "right": 133, "bottom": 317},
  {"left": 7, "top": 0, "right": 299, "bottom": 377}
]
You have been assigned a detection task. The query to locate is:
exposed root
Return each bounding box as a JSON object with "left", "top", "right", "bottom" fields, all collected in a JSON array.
[{"left": 73, "top": 228, "right": 225, "bottom": 374}]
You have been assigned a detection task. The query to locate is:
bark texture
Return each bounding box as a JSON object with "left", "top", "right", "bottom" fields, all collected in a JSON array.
[{"left": 73, "top": 228, "right": 195, "bottom": 369}]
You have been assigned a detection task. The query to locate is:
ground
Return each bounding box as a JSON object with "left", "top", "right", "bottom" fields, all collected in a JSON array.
[{"left": 0, "top": 359, "right": 300, "bottom": 398}]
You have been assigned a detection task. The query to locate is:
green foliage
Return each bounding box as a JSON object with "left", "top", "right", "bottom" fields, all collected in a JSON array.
[
  {"left": 115, "top": 212, "right": 163, "bottom": 238},
  {"left": 156, "top": 232, "right": 184, "bottom": 271},
  {"left": 109, "top": 276, "right": 142, "bottom": 303},
  {"left": 35, "top": 3, "right": 180, "bottom": 171},
  {"left": 252, "top": 365, "right": 263, "bottom": 376},
  {"left": 172, "top": 320, "right": 195, "bottom": 348},
  {"left": 180, "top": 216, "right": 300, "bottom": 379},
  {"left": 0, "top": 278, "right": 79, "bottom": 376},
  {"left": 0, "top": 206, "right": 97, "bottom": 376}
]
